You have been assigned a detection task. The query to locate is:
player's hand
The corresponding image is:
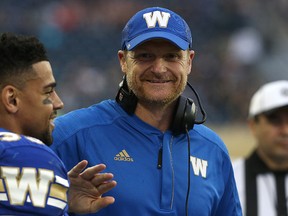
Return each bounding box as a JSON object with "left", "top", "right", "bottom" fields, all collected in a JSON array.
[{"left": 67, "top": 160, "right": 117, "bottom": 214}]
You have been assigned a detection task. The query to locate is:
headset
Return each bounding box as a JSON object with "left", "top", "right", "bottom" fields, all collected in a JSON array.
[{"left": 115, "top": 75, "right": 207, "bottom": 136}]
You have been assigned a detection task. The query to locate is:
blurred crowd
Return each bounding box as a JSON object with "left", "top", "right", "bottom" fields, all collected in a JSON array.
[{"left": 1, "top": 0, "right": 287, "bottom": 124}]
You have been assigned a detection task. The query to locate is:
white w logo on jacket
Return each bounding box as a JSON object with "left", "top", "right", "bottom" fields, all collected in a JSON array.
[{"left": 190, "top": 156, "right": 208, "bottom": 178}]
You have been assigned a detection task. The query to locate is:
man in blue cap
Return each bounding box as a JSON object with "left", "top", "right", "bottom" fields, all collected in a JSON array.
[{"left": 51, "top": 7, "right": 242, "bottom": 215}]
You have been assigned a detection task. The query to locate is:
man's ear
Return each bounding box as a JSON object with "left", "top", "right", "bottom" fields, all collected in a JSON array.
[
  {"left": 248, "top": 118, "right": 258, "bottom": 138},
  {"left": 187, "top": 50, "right": 195, "bottom": 75},
  {"left": 118, "top": 50, "right": 127, "bottom": 74},
  {"left": 1, "top": 85, "right": 19, "bottom": 113}
]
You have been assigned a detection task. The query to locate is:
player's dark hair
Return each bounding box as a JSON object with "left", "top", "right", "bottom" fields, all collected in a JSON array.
[{"left": 0, "top": 32, "right": 49, "bottom": 89}]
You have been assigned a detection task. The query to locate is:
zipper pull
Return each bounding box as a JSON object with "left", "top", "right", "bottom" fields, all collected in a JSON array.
[{"left": 157, "top": 147, "right": 163, "bottom": 169}]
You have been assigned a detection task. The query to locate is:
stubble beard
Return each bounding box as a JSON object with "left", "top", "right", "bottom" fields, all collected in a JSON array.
[
  {"left": 36, "top": 126, "right": 53, "bottom": 146},
  {"left": 128, "top": 76, "right": 187, "bottom": 106}
]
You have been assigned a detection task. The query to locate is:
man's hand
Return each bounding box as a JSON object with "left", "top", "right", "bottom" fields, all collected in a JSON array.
[{"left": 67, "top": 160, "right": 117, "bottom": 214}]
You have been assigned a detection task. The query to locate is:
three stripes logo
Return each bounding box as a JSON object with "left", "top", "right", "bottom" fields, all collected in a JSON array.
[{"left": 114, "top": 149, "right": 134, "bottom": 162}]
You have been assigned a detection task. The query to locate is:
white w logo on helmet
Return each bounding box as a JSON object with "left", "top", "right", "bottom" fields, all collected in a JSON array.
[{"left": 143, "top": 11, "right": 171, "bottom": 28}]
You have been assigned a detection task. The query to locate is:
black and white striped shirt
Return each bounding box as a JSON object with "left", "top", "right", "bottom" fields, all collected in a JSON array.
[{"left": 233, "top": 150, "right": 288, "bottom": 216}]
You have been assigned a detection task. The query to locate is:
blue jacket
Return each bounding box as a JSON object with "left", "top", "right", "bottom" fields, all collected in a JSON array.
[{"left": 51, "top": 99, "right": 242, "bottom": 216}]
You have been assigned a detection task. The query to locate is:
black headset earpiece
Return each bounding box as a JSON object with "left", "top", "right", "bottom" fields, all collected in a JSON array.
[
  {"left": 171, "top": 96, "right": 196, "bottom": 136},
  {"left": 115, "top": 75, "right": 138, "bottom": 115}
]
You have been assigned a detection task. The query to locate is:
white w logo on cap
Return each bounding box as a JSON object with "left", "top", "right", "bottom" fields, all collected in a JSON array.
[{"left": 143, "top": 11, "right": 171, "bottom": 28}]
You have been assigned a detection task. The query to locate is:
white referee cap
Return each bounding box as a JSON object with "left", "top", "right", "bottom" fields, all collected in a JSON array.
[{"left": 249, "top": 80, "right": 288, "bottom": 118}]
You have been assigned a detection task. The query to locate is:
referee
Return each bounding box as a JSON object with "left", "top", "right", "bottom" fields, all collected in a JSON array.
[{"left": 233, "top": 80, "right": 288, "bottom": 216}]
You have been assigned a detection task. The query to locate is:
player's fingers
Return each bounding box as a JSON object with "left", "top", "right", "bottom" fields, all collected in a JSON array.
[
  {"left": 97, "top": 180, "right": 117, "bottom": 195},
  {"left": 91, "top": 172, "right": 114, "bottom": 186},
  {"left": 90, "top": 196, "right": 115, "bottom": 213},
  {"left": 68, "top": 160, "right": 88, "bottom": 178},
  {"left": 80, "top": 164, "right": 107, "bottom": 180}
]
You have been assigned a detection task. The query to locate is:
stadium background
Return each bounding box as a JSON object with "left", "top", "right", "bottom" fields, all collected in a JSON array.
[{"left": 1, "top": 0, "right": 287, "bottom": 159}]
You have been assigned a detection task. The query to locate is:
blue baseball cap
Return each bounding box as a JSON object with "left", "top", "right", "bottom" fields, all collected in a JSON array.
[{"left": 121, "top": 7, "right": 192, "bottom": 51}]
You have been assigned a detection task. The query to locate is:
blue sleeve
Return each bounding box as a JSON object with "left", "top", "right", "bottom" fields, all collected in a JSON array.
[
  {"left": 192, "top": 125, "right": 242, "bottom": 215},
  {"left": 216, "top": 157, "right": 243, "bottom": 216}
]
